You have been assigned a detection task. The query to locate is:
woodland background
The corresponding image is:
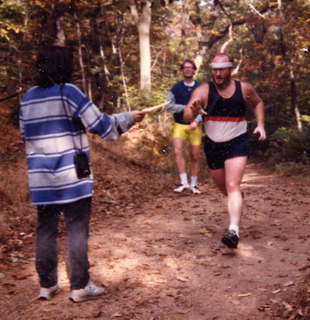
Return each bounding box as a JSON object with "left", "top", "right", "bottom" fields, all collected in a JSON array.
[
  {"left": 0, "top": 1, "right": 309, "bottom": 319},
  {"left": 0, "top": 0, "right": 309, "bottom": 171}
]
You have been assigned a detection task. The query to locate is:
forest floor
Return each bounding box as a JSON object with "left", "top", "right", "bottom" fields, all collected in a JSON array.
[{"left": 0, "top": 106, "right": 309, "bottom": 320}]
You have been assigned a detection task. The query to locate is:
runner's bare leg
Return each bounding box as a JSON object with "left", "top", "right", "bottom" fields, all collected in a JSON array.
[
  {"left": 190, "top": 144, "right": 201, "bottom": 178},
  {"left": 224, "top": 156, "right": 247, "bottom": 227},
  {"left": 210, "top": 168, "right": 227, "bottom": 195},
  {"left": 173, "top": 138, "right": 186, "bottom": 175}
]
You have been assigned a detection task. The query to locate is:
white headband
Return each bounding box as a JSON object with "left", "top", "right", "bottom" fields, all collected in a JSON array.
[{"left": 210, "top": 62, "right": 233, "bottom": 69}]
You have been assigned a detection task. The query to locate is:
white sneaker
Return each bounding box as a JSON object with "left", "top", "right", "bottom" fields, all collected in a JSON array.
[
  {"left": 173, "top": 184, "right": 189, "bottom": 193},
  {"left": 38, "top": 284, "right": 59, "bottom": 300},
  {"left": 69, "top": 280, "right": 106, "bottom": 303},
  {"left": 191, "top": 185, "right": 201, "bottom": 194}
]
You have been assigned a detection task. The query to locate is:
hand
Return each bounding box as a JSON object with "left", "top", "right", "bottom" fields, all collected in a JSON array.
[
  {"left": 131, "top": 110, "right": 146, "bottom": 123},
  {"left": 189, "top": 121, "right": 198, "bottom": 131},
  {"left": 189, "top": 99, "right": 207, "bottom": 116},
  {"left": 253, "top": 126, "right": 266, "bottom": 141}
]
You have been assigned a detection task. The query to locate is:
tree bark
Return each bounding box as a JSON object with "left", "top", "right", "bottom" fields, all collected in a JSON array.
[
  {"left": 220, "top": 23, "right": 233, "bottom": 53},
  {"left": 289, "top": 64, "right": 302, "bottom": 132},
  {"left": 129, "top": 1, "right": 152, "bottom": 93},
  {"left": 54, "top": 16, "right": 66, "bottom": 47},
  {"left": 73, "top": 11, "right": 87, "bottom": 94},
  {"left": 52, "top": 0, "right": 67, "bottom": 46},
  {"left": 277, "top": 1, "right": 302, "bottom": 131},
  {"left": 118, "top": 46, "right": 131, "bottom": 111}
]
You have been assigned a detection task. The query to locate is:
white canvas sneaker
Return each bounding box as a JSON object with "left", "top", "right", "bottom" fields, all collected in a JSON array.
[
  {"left": 38, "top": 284, "right": 59, "bottom": 300},
  {"left": 191, "top": 185, "right": 201, "bottom": 194},
  {"left": 69, "top": 280, "right": 106, "bottom": 303},
  {"left": 173, "top": 184, "right": 189, "bottom": 193}
]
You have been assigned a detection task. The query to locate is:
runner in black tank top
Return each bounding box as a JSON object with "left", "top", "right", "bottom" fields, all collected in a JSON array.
[
  {"left": 183, "top": 53, "right": 266, "bottom": 249},
  {"left": 207, "top": 80, "right": 246, "bottom": 119}
]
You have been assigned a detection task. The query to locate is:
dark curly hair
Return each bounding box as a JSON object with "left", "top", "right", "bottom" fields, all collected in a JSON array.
[{"left": 36, "top": 46, "right": 73, "bottom": 88}]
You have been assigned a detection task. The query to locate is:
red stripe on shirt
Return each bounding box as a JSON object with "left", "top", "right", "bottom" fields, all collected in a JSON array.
[{"left": 206, "top": 116, "right": 246, "bottom": 122}]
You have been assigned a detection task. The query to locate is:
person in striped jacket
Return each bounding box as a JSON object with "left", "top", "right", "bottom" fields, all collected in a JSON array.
[{"left": 19, "top": 46, "right": 145, "bottom": 302}]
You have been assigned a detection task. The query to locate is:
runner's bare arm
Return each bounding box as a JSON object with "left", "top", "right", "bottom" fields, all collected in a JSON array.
[
  {"left": 184, "top": 83, "right": 209, "bottom": 122},
  {"left": 242, "top": 82, "right": 266, "bottom": 141}
]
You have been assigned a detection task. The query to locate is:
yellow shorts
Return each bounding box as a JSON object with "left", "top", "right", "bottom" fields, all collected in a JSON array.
[{"left": 172, "top": 123, "right": 203, "bottom": 146}]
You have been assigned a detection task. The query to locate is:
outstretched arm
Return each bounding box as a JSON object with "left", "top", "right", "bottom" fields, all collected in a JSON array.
[
  {"left": 95, "top": 110, "right": 145, "bottom": 140},
  {"left": 65, "top": 84, "right": 145, "bottom": 141},
  {"left": 166, "top": 91, "right": 186, "bottom": 113},
  {"left": 183, "top": 83, "right": 209, "bottom": 122},
  {"left": 242, "top": 82, "right": 266, "bottom": 141}
]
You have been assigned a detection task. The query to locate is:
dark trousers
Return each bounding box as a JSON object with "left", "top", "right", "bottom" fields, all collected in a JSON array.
[{"left": 36, "top": 197, "right": 91, "bottom": 290}]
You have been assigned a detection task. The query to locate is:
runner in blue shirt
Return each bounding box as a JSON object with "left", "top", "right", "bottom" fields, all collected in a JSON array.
[{"left": 166, "top": 60, "right": 203, "bottom": 194}]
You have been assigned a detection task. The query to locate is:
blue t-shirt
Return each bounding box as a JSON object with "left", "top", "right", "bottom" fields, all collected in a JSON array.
[{"left": 170, "top": 80, "right": 201, "bottom": 124}]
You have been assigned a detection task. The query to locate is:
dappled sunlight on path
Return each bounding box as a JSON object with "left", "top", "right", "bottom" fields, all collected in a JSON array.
[{"left": 0, "top": 159, "right": 309, "bottom": 320}]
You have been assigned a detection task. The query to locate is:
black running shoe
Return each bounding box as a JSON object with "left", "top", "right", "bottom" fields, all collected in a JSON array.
[{"left": 221, "top": 230, "right": 239, "bottom": 249}]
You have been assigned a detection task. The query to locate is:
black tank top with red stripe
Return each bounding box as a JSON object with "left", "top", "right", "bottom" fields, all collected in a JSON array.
[{"left": 207, "top": 80, "right": 246, "bottom": 118}]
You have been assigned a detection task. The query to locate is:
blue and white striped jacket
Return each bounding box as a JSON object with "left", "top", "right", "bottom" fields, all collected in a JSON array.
[{"left": 19, "top": 83, "right": 134, "bottom": 206}]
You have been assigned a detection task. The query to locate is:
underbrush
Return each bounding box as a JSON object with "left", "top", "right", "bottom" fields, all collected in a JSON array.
[
  {"left": 0, "top": 102, "right": 35, "bottom": 248},
  {"left": 250, "top": 125, "right": 310, "bottom": 176},
  {"left": 274, "top": 161, "right": 310, "bottom": 177},
  {"left": 0, "top": 159, "right": 35, "bottom": 264},
  {"left": 93, "top": 112, "right": 178, "bottom": 174},
  {"left": 124, "top": 112, "right": 175, "bottom": 172},
  {"left": 269, "top": 126, "right": 310, "bottom": 162},
  {"left": 0, "top": 160, "right": 32, "bottom": 214}
]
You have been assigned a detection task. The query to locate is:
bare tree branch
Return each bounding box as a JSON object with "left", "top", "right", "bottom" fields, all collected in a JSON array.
[
  {"left": 232, "top": 48, "right": 243, "bottom": 76},
  {"left": 129, "top": 0, "right": 139, "bottom": 24},
  {"left": 247, "top": 0, "right": 266, "bottom": 19},
  {"left": 220, "top": 22, "right": 233, "bottom": 53}
]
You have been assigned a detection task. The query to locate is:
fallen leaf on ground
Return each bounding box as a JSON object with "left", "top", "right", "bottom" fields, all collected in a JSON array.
[
  {"left": 272, "top": 289, "right": 281, "bottom": 294},
  {"left": 176, "top": 276, "right": 188, "bottom": 282},
  {"left": 283, "top": 281, "right": 294, "bottom": 287},
  {"left": 238, "top": 293, "right": 252, "bottom": 297}
]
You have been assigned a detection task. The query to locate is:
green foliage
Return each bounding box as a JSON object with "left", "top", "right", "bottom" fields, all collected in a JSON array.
[
  {"left": 122, "top": 116, "right": 175, "bottom": 172},
  {"left": 0, "top": 1, "right": 27, "bottom": 93},
  {"left": 126, "top": 76, "right": 175, "bottom": 110},
  {"left": 0, "top": 0, "right": 309, "bottom": 170},
  {"left": 301, "top": 115, "right": 310, "bottom": 123},
  {"left": 274, "top": 161, "right": 310, "bottom": 177},
  {"left": 267, "top": 126, "right": 310, "bottom": 165},
  {"left": 0, "top": 0, "right": 25, "bottom": 41}
]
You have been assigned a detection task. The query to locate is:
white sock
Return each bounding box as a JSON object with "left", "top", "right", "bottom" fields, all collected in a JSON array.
[
  {"left": 180, "top": 173, "right": 188, "bottom": 186},
  {"left": 229, "top": 225, "right": 239, "bottom": 237},
  {"left": 190, "top": 176, "right": 198, "bottom": 187}
]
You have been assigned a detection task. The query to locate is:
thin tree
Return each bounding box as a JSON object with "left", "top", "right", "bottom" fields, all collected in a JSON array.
[
  {"left": 129, "top": 0, "right": 152, "bottom": 93},
  {"left": 71, "top": 0, "right": 87, "bottom": 95}
]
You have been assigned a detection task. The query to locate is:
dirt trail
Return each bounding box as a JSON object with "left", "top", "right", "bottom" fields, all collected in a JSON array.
[{"left": 0, "top": 147, "right": 309, "bottom": 320}]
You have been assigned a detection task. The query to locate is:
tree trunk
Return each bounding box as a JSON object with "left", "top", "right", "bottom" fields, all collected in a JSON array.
[
  {"left": 52, "top": 1, "right": 67, "bottom": 46},
  {"left": 74, "top": 11, "right": 87, "bottom": 94},
  {"left": 130, "top": 1, "right": 152, "bottom": 93},
  {"left": 220, "top": 23, "right": 233, "bottom": 53},
  {"left": 54, "top": 16, "right": 66, "bottom": 47},
  {"left": 289, "top": 64, "right": 302, "bottom": 132},
  {"left": 276, "top": 1, "right": 302, "bottom": 131},
  {"left": 118, "top": 46, "right": 131, "bottom": 111}
]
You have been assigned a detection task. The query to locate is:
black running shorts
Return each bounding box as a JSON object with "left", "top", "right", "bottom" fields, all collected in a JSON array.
[{"left": 204, "top": 132, "right": 249, "bottom": 170}]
